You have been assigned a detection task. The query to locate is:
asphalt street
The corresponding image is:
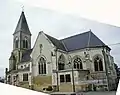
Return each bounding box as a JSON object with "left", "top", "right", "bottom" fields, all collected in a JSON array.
[
  {"left": 50, "top": 91, "right": 116, "bottom": 95},
  {"left": 83, "top": 91, "right": 116, "bottom": 95}
]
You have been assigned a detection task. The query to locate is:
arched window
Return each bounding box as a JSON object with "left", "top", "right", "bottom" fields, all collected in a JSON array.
[
  {"left": 73, "top": 56, "right": 83, "bottom": 69},
  {"left": 58, "top": 54, "right": 65, "bottom": 70},
  {"left": 94, "top": 56, "right": 103, "bottom": 71},
  {"left": 23, "top": 37, "right": 28, "bottom": 48},
  {"left": 25, "top": 40, "right": 28, "bottom": 48},
  {"left": 15, "top": 38, "right": 19, "bottom": 48},
  {"left": 23, "top": 40, "right": 26, "bottom": 48},
  {"left": 38, "top": 57, "right": 46, "bottom": 74}
]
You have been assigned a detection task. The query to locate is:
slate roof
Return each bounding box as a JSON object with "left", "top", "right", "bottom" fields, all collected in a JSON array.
[
  {"left": 20, "top": 49, "right": 32, "bottom": 63},
  {"left": 13, "top": 11, "right": 31, "bottom": 35},
  {"left": 19, "top": 31, "right": 108, "bottom": 63},
  {"left": 61, "top": 31, "right": 106, "bottom": 51},
  {"left": 45, "top": 34, "right": 66, "bottom": 51},
  {"left": 45, "top": 31, "right": 107, "bottom": 52}
]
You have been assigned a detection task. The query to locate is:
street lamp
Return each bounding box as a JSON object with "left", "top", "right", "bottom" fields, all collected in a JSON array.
[{"left": 68, "top": 55, "right": 75, "bottom": 92}]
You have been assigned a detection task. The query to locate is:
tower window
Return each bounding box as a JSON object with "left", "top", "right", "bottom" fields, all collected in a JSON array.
[
  {"left": 25, "top": 40, "right": 28, "bottom": 48},
  {"left": 23, "top": 37, "right": 28, "bottom": 48},
  {"left": 15, "top": 37, "right": 19, "bottom": 48},
  {"left": 23, "top": 40, "right": 26, "bottom": 48}
]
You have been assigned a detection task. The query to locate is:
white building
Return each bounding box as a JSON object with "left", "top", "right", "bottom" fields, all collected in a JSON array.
[{"left": 5, "top": 11, "right": 117, "bottom": 92}]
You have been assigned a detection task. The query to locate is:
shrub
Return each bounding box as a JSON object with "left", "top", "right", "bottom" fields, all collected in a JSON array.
[{"left": 46, "top": 86, "right": 53, "bottom": 91}]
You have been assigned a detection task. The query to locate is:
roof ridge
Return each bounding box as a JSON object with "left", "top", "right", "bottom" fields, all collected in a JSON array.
[
  {"left": 61, "top": 40, "right": 68, "bottom": 51},
  {"left": 44, "top": 33, "right": 60, "bottom": 41},
  {"left": 60, "top": 30, "right": 91, "bottom": 41},
  {"left": 44, "top": 33, "right": 66, "bottom": 51},
  {"left": 44, "top": 31, "right": 91, "bottom": 41}
]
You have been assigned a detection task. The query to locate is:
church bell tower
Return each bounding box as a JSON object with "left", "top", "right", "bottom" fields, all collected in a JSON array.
[
  {"left": 13, "top": 11, "right": 31, "bottom": 50},
  {"left": 9, "top": 11, "right": 31, "bottom": 70}
]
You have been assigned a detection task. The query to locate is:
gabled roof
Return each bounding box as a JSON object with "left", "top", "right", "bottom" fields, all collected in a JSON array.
[
  {"left": 45, "top": 31, "right": 107, "bottom": 52},
  {"left": 13, "top": 11, "right": 31, "bottom": 35},
  {"left": 20, "top": 49, "right": 32, "bottom": 63},
  {"left": 45, "top": 33, "right": 66, "bottom": 51}
]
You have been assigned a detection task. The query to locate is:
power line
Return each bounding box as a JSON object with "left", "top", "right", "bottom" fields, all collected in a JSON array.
[{"left": 107, "top": 43, "right": 120, "bottom": 46}]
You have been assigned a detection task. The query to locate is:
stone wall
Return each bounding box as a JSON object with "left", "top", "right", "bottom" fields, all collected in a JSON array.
[
  {"left": 59, "top": 83, "right": 72, "bottom": 92},
  {"left": 33, "top": 75, "right": 52, "bottom": 91},
  {"left": 18, "top": 81, "right": 29, "bottom": 89},
  {"left": 58, "top": 83, "right": 89, "bottom": 92}
]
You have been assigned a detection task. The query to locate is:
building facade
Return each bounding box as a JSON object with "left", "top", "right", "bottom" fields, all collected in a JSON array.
[{"left": 5, "top": 11, "right": 117, "bottom": 92}]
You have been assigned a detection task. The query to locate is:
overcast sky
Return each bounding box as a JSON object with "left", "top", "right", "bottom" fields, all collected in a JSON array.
[{"left": 0, "top": 0, "right": 120, "bottom": 77}]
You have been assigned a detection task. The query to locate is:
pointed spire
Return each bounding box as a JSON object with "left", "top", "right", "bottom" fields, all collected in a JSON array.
[{"left": 13, "top": 11, "right": 31, "bottom": 35}]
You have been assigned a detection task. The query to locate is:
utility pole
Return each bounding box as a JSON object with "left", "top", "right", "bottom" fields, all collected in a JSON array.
[
  {"left": 68, "top": 55, "right": 75, "bottom": 92},
  {"left": 102, "top": 47, "right": 110, "bottom": 91},
  {"left": 72, "top": 66, "right": 75, "bottom": 92},
  {"left": 55, "top": 48, "right": 59, "bottom": 91}
]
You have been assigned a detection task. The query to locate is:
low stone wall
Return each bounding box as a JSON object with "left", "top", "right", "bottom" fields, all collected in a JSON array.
[
  {"left": 59, "top": 83, "right": 72, "bottom": 92},
  {"left": 33, "top": 75, "right": 52, "bottom": 91},
  {"left": 75, "top": 84, "right": 89, "bottom": 92},
  {"left": 18, "top": 81, "right": 30, "bottom": 89},
  {"left": 58, "top": 83, "right": 88, "bottom": 92}
]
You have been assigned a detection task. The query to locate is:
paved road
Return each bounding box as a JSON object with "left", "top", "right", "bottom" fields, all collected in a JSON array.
[
  {"left": 50, "top": 91, "right": 116, "bottom": 95},
  {"left": 83, "top": 91, "right": 116, "bottom": 95}
]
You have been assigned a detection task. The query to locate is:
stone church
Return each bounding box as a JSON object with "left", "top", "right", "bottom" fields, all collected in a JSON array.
[{"left": 5, "top": 11, "right": 117, "bottom": 92}]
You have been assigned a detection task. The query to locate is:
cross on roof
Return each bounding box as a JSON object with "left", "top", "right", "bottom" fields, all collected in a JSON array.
[{"left": 22, "top": 6, "right": 24, "bottom": 12}]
